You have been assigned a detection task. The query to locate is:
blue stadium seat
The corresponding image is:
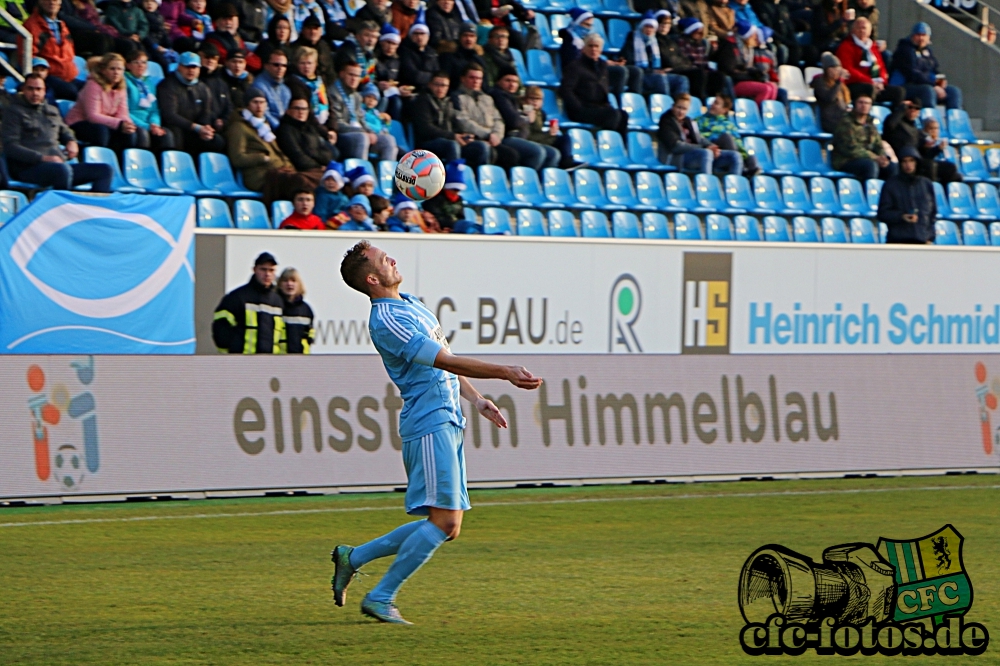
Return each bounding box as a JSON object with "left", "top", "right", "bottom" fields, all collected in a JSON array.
[
  {"left": 849, "top": 217, "right": 876, "bottom": 243},
  {"left": 771, "top": 137, "right": 808, "bottom": 175},
  {"left": 761, "top": 100, "right": 800, "bottom": 136},
  {"left": 836, "top": 178, "right": 871, "bottom": 217},
  {"left": 0, "top": 193, "right": 18, "bottom": 227},
  {"left": 483, "top": 207, "right": 514, "bottom": 234},
  {"left": 453, "top": 206, "right": 478, "bottom": 232},
  {"left": 199, "top": 152, "right": 259, "bottom": 197},
  {"left": 687, "top": 96, "right": 704, "bottom": 120},
  {"left": 74, "top": 55, "right": 88, "bottom": 81},
  {"left": 641, "top": 212, "right": 671, "bottom": 239},
  {"left": 798, "top": 139, "right": 848, "bottom": 177},
  {"left": 974, "top": 182, "right": 1000, "bottom": 219},
  {"left": 648, "top": 94, "right": 673, "bottom": 125},
  {"left": 666, "top": 172, "right": 712, "bottom": 213},
  {"left": 344, "top": 157, "right": 374, "bottom": 178},
  {"left": 935, "top": 219, "right": 961, "bottom": 245},
  {"left": 271, "top": 200, "right": 293, "bottom": 224},
  {"left": 146, "top": 60, "right": 164, "bottom": 83},
  {"left": 724, "top": 174, "right": 770, "bottom": 214},
  {"left": 791, "top": 215, "right": 821, "bottom": 242},
  {"left": 612, "top": 211, "right": 641, "bottom": 238},
  {"left": 948, "top": 182, "right": 989, "bottom": 220},
  {"left": 542, "top": 167, "right": 592, "bottom": 209},
  {"left": 509, "top": 48, "right": 531, "bottom": 83},
  {"left": 959, "top": 146, "right": 994, "bottom": 183},
  {"left": 753, "top": 175, "right": 788, "bottom": 214},
  {"left": 541, "top": 88, "right": 570, "bottom": 125},
  {"left": 607, "top": 18, "right": 631, "bottom": 51},
  {"left": 963, "top": 220, "right": 989, "bottom": 246},
  {"left": 948, "top": 109, "right": 987, "bottom": 145},
  {"left": 933, "top": 181, "right": 960, "bottom": 220},
  {"left": 620, "top": 92, "right": 656, "bottom": 130},
  {"left": 628, "top": 132, "right": 672, "bottom": 171},
  {"left": 516, "top": 208, "right": 547, "bottom": 236},
  {"left": 511, "top": 166, "right": 559, "bottom": 208},
  {"left": 745, "top": 136, "right": 780, "bottom": 175},
  {"left": 604, "top": 0, "right": 639, "bottom": 16},
  {"left": 461, "top": 164, "right": 491, "bottom": 206},
  {"left": 581, "top": 210, "right": 611, "bottom": 237},
  {"left": 0, "top": 189, "right": 28, "bottom": 213},
  {"left": 526, "top": 49, "right": 559, "bottom": 86},
  {"left": 197, "top": 198, "right": 234, "bottom": 228},
  {"left": 591, "top": 17, "right": 608, "bottom": 45},
  {"left": 635, "top": 170, "right": 673, "bottom": 209},
  {"left": 820, "top": 217, "right": 848, "bottom": 243},
  {"left": 479, "top": 164, "right": 527, "bottom": 206},
  {"left": 548, "top": 11, "right": 572, "bottom": 34},
  {"left": 605, "top": 169, "right": 644, "bottom": 208},
  {"left": 234, "top": 199, "right": 271, "bottom": 229},
  {"left": 548, "top": 209, "right": 578, "bottom": 236},
  {"left": 464, "top": 206, "right": 477, "bottom": 221},
  {"left": 569, "top": 129, "right": 614, "bottom": 167},
  {"left": 991, "top": 222, "right": 1000, "bottom": 245},
  {"left": 868, "top": 105, "right": 890, "bottom": 133},
  {"left": 597, "top": 130, "right": 644, "bottom": 169},
  {"left": 576, "top": 168, "right": 625, "bottom": 209},
  {"left": 84, "top": 146, "right": 144, "bottom": 193},
  {"left": 919, "top": 107, "right": 951, "bottom": 142},
  {"left": 789, "top": 101, "right": 831, "bottom": 139},
  {"left": 864, "top": 179, "right": 883, "bottom": 216},
  {"left": 535, "top": 14, "right": 558, "bottom": 49},
  {"left": 695, "top": 173, "right": 744, "bottom": 214},
  {"left": 162, "top": 150, "right": 222, "bottom": 196},
  {"left": 56, "top": 99, "right": 74, "bottom": 118},
  {"left": 378, "top": 160, "right": 396, "bottom": 198},
  {"left": 986, "top": 148, "right": 1000, "bottom": 179},
  {"left": 673, "top": 213, "right": 703, "bottom": 239},
  {"left": 123, "top": 148, "right": 182, "bottom": 194},
  {"left": 575, "top": 0, "right": 601, "bottom": 14},
  {"left": 763, "top": 215, "right": 791, "bottom": 241},
  {"left": 879, "top": 221, "right": 888, "bottom": 243},
  {"left": 808, "top": 177, "right": 841, "bottom": 216},
  {"left": 734, "top": 98, "right": 767, "bottom": 135},
  {"left": 734, "top": 215, "right": 762, "bottom": 241},
  {"left": 706, "top": 214, "right": 734, "bottom": 240}
]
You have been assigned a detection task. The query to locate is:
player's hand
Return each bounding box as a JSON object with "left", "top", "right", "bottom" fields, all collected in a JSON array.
[
  {"left": 476, "top": 397, "right": 507, "bottom": 428},
  {"left": 505, "top": 366, "right": 542, "bottom": 390}
]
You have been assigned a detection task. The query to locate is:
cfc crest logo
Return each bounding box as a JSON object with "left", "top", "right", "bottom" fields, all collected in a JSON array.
[
  {"left": 682, "top": 253, "right": 731, "bottom": 354},
  {"left": 26, "top": 356, "right": 100, "bottom": 491}
]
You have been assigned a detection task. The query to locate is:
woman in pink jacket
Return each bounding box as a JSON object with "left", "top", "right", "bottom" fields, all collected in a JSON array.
[{"left": 65, "top": 52, "right": 138, "bottom": 153}]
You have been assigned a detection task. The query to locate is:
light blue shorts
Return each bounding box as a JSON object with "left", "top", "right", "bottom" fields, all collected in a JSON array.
[{"left": 402, "top": 424, "right": 470, "bottom": 516}]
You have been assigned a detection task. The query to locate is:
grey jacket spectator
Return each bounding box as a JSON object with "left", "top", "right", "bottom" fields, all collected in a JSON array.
[
  {"left": 1, "top": 92, "right": 75, "bottom": 167},
  {"left": 328, "top": 77, "right": 369, "bottom": 134},
  {"left": 453, "top": 85, "right": 504, "bottom": 139}
]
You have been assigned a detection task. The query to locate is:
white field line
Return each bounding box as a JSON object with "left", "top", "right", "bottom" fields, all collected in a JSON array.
[{"left": 0, "top": 483, "right": 996, "bottom": 529}]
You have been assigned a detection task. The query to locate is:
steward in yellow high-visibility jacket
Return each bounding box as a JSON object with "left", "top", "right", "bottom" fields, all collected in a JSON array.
[{"left": 212, "top": 252, "right": 286, "bottom": 354}]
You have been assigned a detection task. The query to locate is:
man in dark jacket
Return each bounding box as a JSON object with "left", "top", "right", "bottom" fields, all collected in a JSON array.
[
  {"left": 276, "top": 96, "right": 339, "bottom": 172},
  {"left": 890, "top": 22, "right": 962, "bottom": 111},
  {"left": 232, "top": 0, "right": 267, "bottom": 43},
  {"left": 213, "top": 252, "right": 286, "bottom": 354},
  {"left": 412, "top": 70, "right": 491, "bottom": 167},
  {"left": 489, "top": 66, "right": 558, "bottom": 169},
  {"left": 292, "top": 16, "right": 335, "bottom": 82},
  {"left": 198, "top": 43, "right": 233, "bottom": 129},
  {"left": 877, "top": 146, "right": 936, "bottom": 244},
  {"left": 220, "top": 48, "right": 254, "bottom": 110},
  {"left": 157, "top": 52, "right": 226, "bottom": 154},
  {"left": 655, "top": 11, "right": 708, "bottom": 99},
  {"left": 426, "top": 0, "right": 464, "bottom": 54},
  {"left": 473, "top": 0, "right": 535, "bottom": 51},
  {"left": 482, "top": 25, "right": 515, "bottom": 88},
  {"left": 398, "top": 21, "right": 440, "bottom": 92},
  {"left": 1, "top": 73, "right": 111, "bottom": 191},
  {"left": 439, "top": 21, "right": 485, "bottom": 87},
  {"left": 751, "top": 0, "right": 799, "bottom": 65},
  {"left": 559, "top": 33, "right": 629, "bottom": 135}
]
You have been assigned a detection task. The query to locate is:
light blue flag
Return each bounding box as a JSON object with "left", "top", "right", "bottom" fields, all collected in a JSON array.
[{"left": 0, "top": 192, "right": 196, "bottom": 354}]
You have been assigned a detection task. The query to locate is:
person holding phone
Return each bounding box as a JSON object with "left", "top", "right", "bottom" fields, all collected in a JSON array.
[
  {"left": 877, "top": 146, "right": 936, "bottom": 244},
  {"left": 888, "top": 22, "right": 963, "bottom": 111}
]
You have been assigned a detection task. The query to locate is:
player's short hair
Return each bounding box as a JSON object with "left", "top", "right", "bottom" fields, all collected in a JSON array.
[{"left": 341, "top": 240, "right": 374, "bottom": 295}]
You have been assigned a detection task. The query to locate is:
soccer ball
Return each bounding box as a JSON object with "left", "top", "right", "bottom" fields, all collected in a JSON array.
[{"left": 394, "top": 150, "right": 446, "bottom": 201}]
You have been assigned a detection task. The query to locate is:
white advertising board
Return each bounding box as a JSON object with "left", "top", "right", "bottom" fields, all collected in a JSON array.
[{"left": 3, "top": 353, "right": 997, "bottom": 500}]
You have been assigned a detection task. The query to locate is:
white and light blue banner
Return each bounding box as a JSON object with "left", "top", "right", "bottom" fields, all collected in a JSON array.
[{"left": 0, "top": 192, "right": 196, "bottom": 354}]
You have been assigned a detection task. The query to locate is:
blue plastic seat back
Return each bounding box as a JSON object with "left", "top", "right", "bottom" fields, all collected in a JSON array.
[
  {"left": 84, "top": 145, "right": 134, "bottom": 191},
  {"left": 948, "top": 109, "right": 979, "bottom": 143},
  {"left": 197, "top": 198, "right": 234, "bottom": 228},
  {"left": 761, "top": 100, "right": 792, "bottom": 134},
  {"left": 809, "top": 177, "right": 839, "bottom": 212},
  {"left": 541, "top": 87, "right": 565, "bottom": 122},
  {"left": 604, "top": 0, "right": 638, "bottom": 15},
  {"left": 734, "top": 215, "right": 762, "bottom": 241},
  {"left": 798, "top": 139, "right": 830, "bottom": 174},
  {"left": 543, "top": 167, "right": 577, "bottom": 205},
  {"left": 575, "top": 168, "right": 610, "bottom": 205},
  {"left": 0, "top": 193, "right": 18, "bottom": 226},
  {"left": 628, "top": 131, "right": 658, "bottom": 167},
  {"left": 464, "top": 206, "right": 477, "bottom": 222},
  {"left": 378, "top": 160, "right": 396, "bottom": 197},
  {"left": 789, "top": 102, "right": 823, "bottom": 136},
  {"left": 548, "top": 209, "right": 578, "bottom": 236},
  {"left": 987, "top": 148, "right": 1000, "bottom": 176},
  {"left": 948, "top": 182, "right": 978, "bottom": 217},
  {"left": 933, "top": 181, "right": 954, "bottom": 218},
  {"left": 612, "top": 211, "right": 641, "bottom": 238},
  {"left": 635, "top": 170, "right": 669, "bottom": 207},
  {"left": 974, "top": 182, "right": 1000, "bottom": 218},
  {"left": 991, "top": 222, "right": 1000, "bottom": 245},
  {"left": 605, "top": 169, "right": 639, "bottom": 206},
  {"left": 849, "top": 217, "right": 876, "bottom": 243},
  {"left": 724, "top": 174, "right": 756, "bottom": 209},
  {"left": 591, "top": 17, "right": 607, "bottom": 44},
  {"left": 516, "top": 208, "right": 547, "bottom": 236},
  {"left": 960, "top": 146, "right": 990, "bottom": 180},
  {"left": 461, "top": 163, "right": 487, "bottom": 204},
  {"left": 694, "top": 173, "right": 726, "bottom": 209},
  {"left": 734, "top": 98, "right": 765, "bottom": 134},
  {"left": 869, "top": 106, "right": 890, "bottom": 133},
  {"left": 478, "top": 164, "right": 516, "bottom": 204},
  {"left": 820, "top": 217, "right": 847, "bottom": 243},
  {"left": 771, "top": 138, "right": 802, "bottom": 174},
  {"left": 0, "top": 189, "right": 28, "bottom": 213},
  {"left": 935, "top": 219, "right": 961, "bottom": 245},
  {"left": 837, "top": 178, "right": 869, "bottom": 214},
  {"left": 753, "top": 175, "right": 783, "bottom": 211},
  {"left": 549, "top": 11, "right": 571, "bottom": 34},
  {"left": 511, "top": 166, "right": 547, "bottom": 204},
  {"left": 963, "top": 220, "right": 989, "bottom": 246},
  {"left": 620, "top": 92, "right": 652, "bottom": 126},
  {"left": 687, "top": 96, "right": 703, "bottom": 120},
  {"left": 234, "top": 199, "right": 271, "bottom": 229},
  {"left": 146, "top": 60, "right": 164, "bottom": 83},
  {"left": 509, "top": 48, "right": 530, "bottom": 82},
  {"left": 745, "top": 136, "right": 775, "bottom": 173},
  {"left": 74, "top": 55, "right": 87, "bottom": 81},
  {"left": 792, "top": 216, "right": 821, "bottom": 242},
  {"left": 607, "top": 18, "right": 631, "bottom": 50},
  {"left": 864, "top": 179, "right": 882, "bottom": 214},
  {"left": 706, "top": 214, "right": 733, "bottom": 240},
  {"left": 124, "top": 148, "right": 172, "bottom": 190},
  {"left": 763, "top": 215, "right": 791, "bottom": 241},
  {"left": 162, "top": 150, "right": 212, "bottom": 193},
  {"left": 344, "top": 157, "right": 374, "bottom": 178},
  {"left": 673, "top": 213, "right": 703, "bottom": 240},
  {"left": 641, "top": 212, "right": 671, "bottom": 239},
  {"left": 527, "top": 49, "right": 559, "bottom": 85},
  {"left": 568, "top": 128, "right": 602, "bottom": 164},
  {"left": 597, "top": 130, "right": 633, "bottom": 167},
  {"left": 648, "top": 93, "right": 673, "bottom": 124},
  {"left": 483, "top": 207, "right": 513, "bottom": 234},
  {"left": 535, "top": 14, "right": 557, "bottom": 49},
  {"left": 581, "top": 210, "right": 611, "bottom": 237},
  {"left": 56, "top": 99, "right": 74, "bottom": 117},
  {"left": 920, "top": 107, "right": 949, "bottom": 140},
  {"left": 576, "top": 0, "right": 601, "bottom": 12},
  {"left": 665, "top": 172, "right": 697, "bottom": 208},
  {"left": 199, "top": 152, "right": 242, "bottom": 191},
  {"left": 272, "top": 200, "right": 293, "bottom": 224}
]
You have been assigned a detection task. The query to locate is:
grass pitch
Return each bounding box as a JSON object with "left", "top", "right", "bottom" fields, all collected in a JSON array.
[{"left": 0, "top": 475, "right": 997, "bottom": 665}]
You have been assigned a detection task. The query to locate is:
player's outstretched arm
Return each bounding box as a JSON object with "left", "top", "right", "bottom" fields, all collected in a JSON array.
[
  {"left": 433, "top": 350, "right": 543, "bottom": 390},
  {"left": 458, "top": 375, "right": 509, "bottom": 429}
]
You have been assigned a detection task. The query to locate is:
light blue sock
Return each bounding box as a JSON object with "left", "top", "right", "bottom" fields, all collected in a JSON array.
[
  {"left": 367, "top": 520, "right": 448, "bottom": 603},
  {"left": 349, "top": 520, "right": 425, "bottom": 569}
]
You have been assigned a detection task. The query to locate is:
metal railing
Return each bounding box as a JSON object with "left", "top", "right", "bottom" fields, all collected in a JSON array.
[
  {"left": 0, "top": 5, "right": 30, "bottom": 82},
  {"left": 917, "top": 0, "right": 998, "bottom": 45}
]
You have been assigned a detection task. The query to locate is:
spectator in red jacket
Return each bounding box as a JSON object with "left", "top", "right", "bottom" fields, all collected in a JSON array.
[
  {"left": 65, "top": 52, "right": 138, "bottom": 153},
  {"left": 19, "top": 0, "right": 80, "bottom": 101},
  {"left": 834, "top": 17, "right": 902, "bottom": 107},
  {"left": 280, "top": 189, "right": 326, "bottom": 229}
]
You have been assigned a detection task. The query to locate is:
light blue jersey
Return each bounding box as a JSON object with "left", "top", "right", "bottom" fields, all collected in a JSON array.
[{"left": 369, "top": 294, "right": 465, "bottom": 441}]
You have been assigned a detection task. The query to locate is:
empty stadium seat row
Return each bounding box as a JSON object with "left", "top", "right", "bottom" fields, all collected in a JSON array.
[
  {"left": 197, "top": 198, "right": 293, "bottom": 229},
  {"left": 83, "top": 147, "right": 260, "bottom": 198},
  {"left": 934, "top": 220, "right": 1000, "bottom": 246}
]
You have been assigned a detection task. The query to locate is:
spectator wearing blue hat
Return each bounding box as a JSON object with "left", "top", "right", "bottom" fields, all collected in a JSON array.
[
  {"left": 360, "top": 83, "right": 391, "bottom": 134},
  {"left": 422, "top": 159, "right": 467, "bottom": 231},
  {"left": 385, "top": 192, "right": 421, "bottom": 231},
  {"left": 375, "top": 23, "right": 406, "bottom": 119},
  {"left": 314, "top": 162, "right": 350, "bottom": 223},
  {"left": 156, "top": 51, "right": 226, "bottom": 154},
  {"left": 889, "top": 22, "right": 962, "bottom": 111},
  {"left": 344, "top": 165, "right": 376, "bottom": 196},
  {"left": 623, "top": 11, "right": 689, "bottom": 97},
  {"left": 340, "top": 193, "right": 379, "bottom": 230}
]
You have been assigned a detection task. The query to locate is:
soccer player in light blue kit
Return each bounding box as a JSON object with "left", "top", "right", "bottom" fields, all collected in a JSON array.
[{"left": 333, "top": 241, "right": 543, "bottom": 625}]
